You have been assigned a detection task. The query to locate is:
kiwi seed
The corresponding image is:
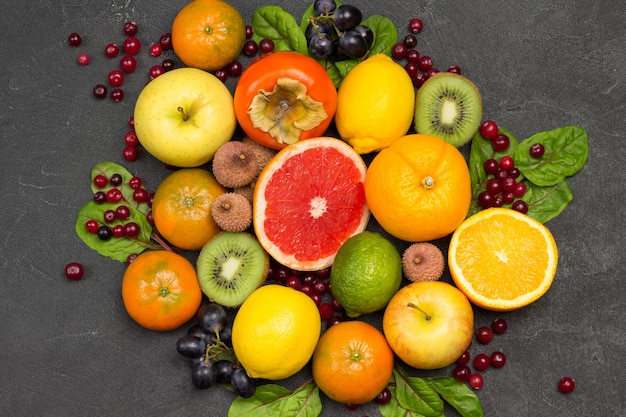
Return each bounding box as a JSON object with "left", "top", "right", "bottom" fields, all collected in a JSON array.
[
  {"left": 197, "top": 232, "right": 269, "bottom": 308},
  {"left": 414, "top": 72, "right": 482, "bottom": 147}
]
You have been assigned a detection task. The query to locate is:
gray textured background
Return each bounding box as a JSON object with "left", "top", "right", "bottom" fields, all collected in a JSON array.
[{"left": 1, "top": 0, "right": 624, "bottom": 416}]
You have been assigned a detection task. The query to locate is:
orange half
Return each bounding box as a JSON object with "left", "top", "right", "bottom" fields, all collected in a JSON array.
[{"left": 448, "top": 207, "right": 558, "bottom": 311}]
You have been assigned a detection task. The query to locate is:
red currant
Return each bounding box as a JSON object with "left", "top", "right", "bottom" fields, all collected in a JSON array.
[
  {"left": 558, "top": 377, "right": 575, "bottom": 393},
  {"left": 65, "top": 262, "right": 85, "bottom": 281}
]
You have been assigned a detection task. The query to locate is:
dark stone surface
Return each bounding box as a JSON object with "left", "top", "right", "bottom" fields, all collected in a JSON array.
[{"left": 1, "top": 0, "right": 624, "bottom": 416}]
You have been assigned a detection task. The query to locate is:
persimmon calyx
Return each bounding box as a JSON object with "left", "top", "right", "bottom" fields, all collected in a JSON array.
[{"left": 247, "top": 77, "right": 328, "bottom": 145}]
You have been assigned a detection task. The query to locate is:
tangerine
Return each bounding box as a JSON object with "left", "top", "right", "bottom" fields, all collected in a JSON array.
[
  {"left": 171, "top": 0, "right": 246, "bottom": 72},
  {"left": 152, "top": 168, "right": 227, "bottom": 251},
  {"left": 448, "top": 207, "right": 558, "bottom": 311},
  {"left": 312, "top": 320, "right": 394, "bottom": 405},
  {"left": 252, "top": 137, "right": 370, "bottom": 271},
  {"left": 121, "top": 250, "right": 202, "bottom": 331},
  {"left": 364, "top": 133, "right": 471, "bottom": 242}
]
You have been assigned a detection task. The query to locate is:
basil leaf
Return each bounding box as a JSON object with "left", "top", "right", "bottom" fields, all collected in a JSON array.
[
  {"left": 228, "top": 381, "right": 322, "bottom": 417},
  {"left": 379, "top": 382, "right": 441, "bottom": 417},
  {"left": 362, "top": 15, "right": 397, "bottom": 56},
  {"left": 75, "top": 201, "right": 156, "bottom": 262},
  {"left": 523, "top": 180, "right": 573, "bottom": 223},
  {"left": 514, "top": 125, "right": 588, "bottom": 186},
  {"left": 468, "top": 127, "right": 519, "bottom": 216},
  {"left": 423, "top": 377, "right": 484, "bottom": 417},
  {"left": 90, "top": 161, "right": 150, "bottom": 214},
  {"left": 334, "top": 59, "right": 359, "bottom": 78},
  {"left": 393, "top": 367, "right": 444, "bottom": 417},
  {"left": 251, "top": 6, "right": 308, "bottom": 54}
]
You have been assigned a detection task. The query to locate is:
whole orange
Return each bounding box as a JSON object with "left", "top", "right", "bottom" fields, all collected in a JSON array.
[
  {"left": 122, "top": 250, "right": 202, "bottom": 331},
  {"left": 364, "top": 134, "right": 471, "bottom": 242},
  {"left": 171, "top": 0, "right": 246, "bottom": 72},
  {"left": 312, "top": 321, "right": 394, "bottom": 405},
  {"left": 152, "top": 168, "right": 227, "bottom": 251}
]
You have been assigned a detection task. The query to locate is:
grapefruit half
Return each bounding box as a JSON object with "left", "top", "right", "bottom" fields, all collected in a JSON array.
[{"left": 253, "top": 137, "right": 370, "bottom": 271}]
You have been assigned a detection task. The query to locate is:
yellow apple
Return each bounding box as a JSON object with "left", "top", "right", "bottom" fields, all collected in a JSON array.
[
  {"left": 133, "top": 67, "right": 236, "bottom": 168},
  {"left": 382, "top": 281, "right": 474, "bottom": 370}
]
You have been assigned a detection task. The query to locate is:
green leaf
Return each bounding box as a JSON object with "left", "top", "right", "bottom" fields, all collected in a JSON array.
[
  {"left": 393, "top": 367, "right": 444, "bottom": 417},
  {"left": 423, "top": 377, "right": 484, "bottom": 417},
  {"left": 523, "top": 180, "right": 573, "bottom": 223},
  {"left": 90, "top": 162, "right": 150, "bottom": 214},
  {"left": 514, "top": 125, "right": 588, "bottom": 186},
  {"left": 75, "top": 201, "right": 156, "bottom": 262},
  {"left": 251, "top": 6, "right": 308, "bottom": 54},
  {"left": 334, "top": 59, "right": 359, "bottom": 78},
  {"left": 379, "top": 382, "right": 438, "bottom": 417},
  {"left": 362, "top": 15, "right": 398, "bottom": 56},
  {"left": 228, "top": 381, "right": 322, "bottom": 417}
]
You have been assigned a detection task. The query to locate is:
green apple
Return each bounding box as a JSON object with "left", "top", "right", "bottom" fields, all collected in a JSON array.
[
  {"left": 382, "top": 281, "right": 474, "bottom": 370},
  {"left": 133, "top": 67, "right": 236, "bottom": 168}
]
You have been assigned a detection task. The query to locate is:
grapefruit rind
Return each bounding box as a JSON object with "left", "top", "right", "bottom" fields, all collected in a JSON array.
[{"left": 253, "top": 137, "right": 370, "bottom": 271}]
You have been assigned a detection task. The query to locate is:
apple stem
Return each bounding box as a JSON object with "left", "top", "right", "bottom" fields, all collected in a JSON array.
[
  {"left": 177, "top": 106, "right": 188, "bottom": 121},
  {"left": 407, "top": 302, "right": 432, "bottom": 321}
]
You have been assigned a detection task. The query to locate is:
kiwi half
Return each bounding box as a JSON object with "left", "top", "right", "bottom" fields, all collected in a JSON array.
[
  {"left": 414, "top": 72, "right": 482, "bottom": 147},
  {"left": 197, "top": 232, "right": 269, "bottom": 308}
]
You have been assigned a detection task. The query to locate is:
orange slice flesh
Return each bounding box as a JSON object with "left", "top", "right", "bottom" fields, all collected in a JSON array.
[
  {"left": 448, "top": 207, "right": 558, "bottom": 311},
  {"left": 253, "top": 137, "right": 369, "bottom": 271}
]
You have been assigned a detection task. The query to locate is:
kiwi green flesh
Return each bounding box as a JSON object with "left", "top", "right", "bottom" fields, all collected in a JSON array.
[
  {"left": 414, "top": 73, "right": 482, "bottom": 147},
  {"left": 197, "top": 232, "right": 269, "bottom": 308}
]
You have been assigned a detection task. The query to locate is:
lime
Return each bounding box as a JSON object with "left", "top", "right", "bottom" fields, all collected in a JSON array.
[{"left": 329, "top": 231, "right": 402, "bottom": 318}]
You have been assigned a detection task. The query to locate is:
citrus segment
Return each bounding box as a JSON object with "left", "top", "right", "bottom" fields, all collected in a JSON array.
[
  {"left": 448, "top": 207, "right": 558, "bottom": 311},
  {"left": 365, "top": 134, "right": 471, "bottom": 242},
  {"left": 312, "top": 321, "right": 394, "bottom": 405},
  {"left": 253, "top": 137, "right": 369, "bottom": 271},
  {"left": 231, "top": 284, "right": 321, "bottom": 380}
]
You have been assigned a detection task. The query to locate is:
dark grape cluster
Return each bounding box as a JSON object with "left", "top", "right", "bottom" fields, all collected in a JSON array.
[
  {"left": 176, "top": 302, "right": 255, "bottom": 397},
  {"left": 305, "top": 0, "right": 373, "bottom": 60}
]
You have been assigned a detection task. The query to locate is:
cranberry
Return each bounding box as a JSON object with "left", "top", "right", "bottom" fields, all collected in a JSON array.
[
  {"left": 150, "top": 43, "right": 163, "bottom": 57},
  {"left": 484, "top": 159, "right": 499, "bottom": 174},
  {"left": 418, "top": 55, "right": 433, "bottom": 71},
  {"left": 508, "top": 167, "right": 521, "bottom": 179},
  {"left": 404, "top": 34, "right": 417, "bottom": 48},
  {"left": 124, "top": 222, "right": 140, "bottom": 238},
  {"left": 128, "top": 176, "right": 142, "bottom": 190},
  {"left": 476, "top": 327, "right": 494, "bottom": 344},
  {"left": 404, "top": 62, "right": 419, "bottom": 77},
  {"left": 242, "top": 40, "right": 258, "bottom": 56},
  {"left": 111, "top": 88, "right": 124, "bottom": 102},
  {"left": 133, "top": 188, "right": 149, "bottom": 203},
  {"left": 412, "top": 71, "right": 427, "bottom": 88},
  {"left": 93, "top": 84, "right": 107, "bottom": 99},
  {"left": 214, "top": 69, "right": 228, "bottom": 82},
  {"left": 500, "top": 156, "right": 515, "bottom": 170},
  {"left": 103, "top": 209, "right": 117, "bottom": 223},
  {"left": 124, "top": 131, "right": 139, "bottom": 147},
  {"left": 105, "top": 43, "right": 119, "bottom": 58},
  {"left": 93, "top": 192, "right": 106, "bottom": 204},
  {"left": 486, "top": 178, "right": 503, "bottom": 195},
  {"left": 108, "top": 70, "right": 124, "bottom": 87},
  {"left": 77, "top": 53, "right": 90, "bottom": 66},
  {"left": 159, "top": 33, "right": 173, "bottom": 49},
  {"left": 331, "top": 297, "right": 343, "bottom": 311},
  {"left": 110, "top": 174, "right": 123, "bottom": 186},
  {"left": 313, "top": 280, "right": 328, "bottom": 294},
  {"left": 285, "top": 276, "right": 300, "bottom": 290},
  {"left": 492, "top": 195, "right": 504, "bottom": 207},
  {"left": 513, "top": 182, "right": 527, "bottom": 197},
  {"left": 315, "top": 267, "right": 331, "bottom": 279},
  {"left": 126, "top": 253, "right": 139, "bottom": 264},
  {"left": 478, "top": 191, "right": 495, "bottom": 208},
  {"left": 502, "top": 191, "right": 516, "bottom": 204},
  {"left": 318, "top": 303, "right": 334, "bottom": 320},
  {"left": 501, "top": 177, "right": 517, "bottom": 192},
  {"left": 85, "top": 219, "right": 99, "bottom": 233},
  {"left": 123, "top": 21, "right": 138, "bottom": 36},
  {"left": 512, "top": 200, "right": 529, "bottom": 214},
  {"left": 469, "top": 373, "right": 484, "bottom": 390},
  {"left": 426, "top": 68, "right": 440, "bottom": 78},
  {"left": 228, "top": 61, "right": 243, "bottom": 77},
  {"left": 68, "top": 32, "right": 82, "bottom": 47},
  {"left": 112, "top": 224, "right": 125, "bottom": 238},
  {"left": 490, "top": 351, "right": 506, "bottom": 368},
  {"left": 407, "top": 49, "right": 421, "bottom": 63},
  {"left": 456, "top": 351, "right": 470, "bottom": 365},
  {"left": 65, "top": 262, "right": 85, "bottom": 280},
  {"left": 259, "top": 38, "right": 275, "bottom": 54},
  {"left": 120, "top": 55, "right": 137, "bottom": 73},
  {"left": 447, "top": 65, "right": 461, "bottom": 74},
  {"left": 530, "top": 143, "right": 545, "bottom": 158},
  {"left": 326, "top": 315, "right": 342, "bottom": 327},
  {"left": 492, "top": 318, "right": 508, "bottom": 334},
  {"left": 492, "top": 134, "right": 510, "bottom": 152},
  {"left": 392, "top": 42, "right": 408, "bottom": 59},
  {"left": 558, "top": 377, "right": 575, "bottom": 393},
  {"left": 479, "top": 120, "right": 499, "bottom": 140},
  {"left": 453, "top": 364, "right": 471, "bottom": 382},
  {"left": 128, "top": 116, "right": 134, "bottom": 129},
  {"left": 495, "top": 169, "right": 509, "bottom": 181},
  {"left": 245, "top": 25, "right": 254, "bottom": 39},
  {"left": 146, "top": 210, "right": 154, "bottom": 225},
  {"left": 149, "top": 65, "right": 165, "bottom": 80},
  {"left": 93, "top": 174, "right": 108, "bottom": 188},
  {"left": 309, "top": 292, "right": 322, "bottom": 306},
  {"left": 300, "top": 284, "right": 313, "bottom": 296},
  {"left": 162, "top": 58, "right": 175, "bottom": 72},
  {"left": 409, "top": 18, "right": 424, "bottom": 33},
  {"left": 123, "top": 36, "right": 141, "bottom": 55},
  {"left": 106, "top": 188, "right": 123, "bottom": 203},
  {"left": 375, "top": 388, "right": 392, "bottom": 405},
  {"left": 473, "top": 353, "right": 490, "bottom": 371},
  {"left": 116, "top": 205, "right": 131, "bottom": 220}
]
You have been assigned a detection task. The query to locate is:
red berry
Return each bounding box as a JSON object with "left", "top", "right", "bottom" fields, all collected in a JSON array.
[
  {"left": 490, "top": 351, "right": 507, "bottom": 368},
  {"left": 93, "top": 84, "right": 107, "bottom": 99},
  {"left": 108, "top": 70, "right": 124, "bottom": 87},
  {"left": 409, "top": 18, "right": 424, "bottom": 33},
  {"left": 227, "top": 60, "right": 243, "bottom": 77},
  {"left": 476, "top": 327, "right": 494, "bottom": 344},
  {"left": 392, "top": 42, "right": 408, "bottom": 59},
  {"left": 318, "top": 303, "right": 333, "bottom": 320},
  {"left": 128, "top": 116, "right": 135, "bottom": 129},
  {"left": 150, "top": 43, "right": 163, "bottom": 57},
  {"left": 479, "top": 120, "right": 499, "bottom": 140},
  {"left": 407, "top": 49, "right": 421, "bottom": 63},
  {"left": 491, "top": 318, "right": 508, "bottom": 334},
  {"left": 513, "top": 182, "right": 527, "bottom": 197},
  {"left": 159, "top": 33, "right": 173, "bottom": 49},
  {"left": 375, "top": 388, "right": 392, "bottom": 405},
  {"left": 65, "top": 262, "right": 85, "bottom": 281},
  {"left": 93, "top": 174, "right": 108, "bottom": 188},
  {"left": 124, "top": 131, "right": 139, "bottom": 147},
  {"left": 404, "top": 34, "right": 417, "bottom": 48},
  {"left": 123, "top": 146, "right": 139, "bottom": 161},
  {"left": 453, "top": 364, "right": 471, "bottom": 382},
  {"left": 77, "top": 53, "right": 90, "bottom": 66},
  {"left": 106, "top": 188, "right": 123, "bottom": 203},
  {"left": 162, "top": 58, "right": 175, "bottom": 72},
  {"left": 245, "top": 25, "right": 254, "bottom": 39},
  {"left": 456, "top": 351, "right": 470, "bottom": 365},
  {"left": 492, "top": 134, "right": 510, "bottom": 152},
  {"left": 128, "top": 176, "right": 142, "bottom": 190},
  {"left": 110, "top": 88, "right": 124, "bottom": 101},
  {"left": 124, "top": 222, "right": 140, "bottom": 238},
  {"left": 418, "top": 55, "right": 433, "bottom": 71},
  {"left": 558, "top": 377, "right": 575, "bottom": 393},
  {"left": 242, "top": 40, "right": 258, "bottom": 56},
  {"left": 123, "top": 36, "right": 141, "bottom": 55},
  {"left": 469, "top": 373, "right": 484, "bottom": 390},
  {"left": 105, "top": 43, "right": 119, "bottom": 58},
  {"left": 149, "top": 65, "right": 165, "bottom": 80},
  {"left": 120, "top": 55, "right": 137, "bottom": 73},
  {"left": 473, "top": 353, "right": 490, "bottom": 371},
  {"left": 133, "top": 188, "right": 149, "bottom": 203},
  {"left": 447, "top": 65, "right": 461, "bottom": 74},
  {"left": 68, "top": 32, "right": 82, "bottom": 47},
  {"left": 123, "top": 21, "right": 138, "bottom": 36},
  {"left": 214, "top": 68, "right": 228, "bottom": 82},
  {"left": 530, "top": 143, "right": 545, "bottom": 158},
  {"left": 512, "top": 200, "right": 529, "bottom": 214},
  {"left": 85, "top": 219, "right": 99, "bottom": 234},
  {"left": 484, "top": 158, "right": 499, "bottom": 174},
  {"left": 500, "top": 156, "right": 515, "bottom": 170},
  {"left": 259, "top": 38, "right": 275, "bottom": 54}
]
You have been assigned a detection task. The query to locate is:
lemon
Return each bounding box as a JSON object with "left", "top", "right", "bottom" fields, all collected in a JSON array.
[
  {"left": 231, "top": 284, "right": 321, "bottom": 380},
  {"left": 334, "top": 54, "right": 415, "bottom": 154},
  {"left": 329, "top": 231, "right": 402, "bottom": 318}
]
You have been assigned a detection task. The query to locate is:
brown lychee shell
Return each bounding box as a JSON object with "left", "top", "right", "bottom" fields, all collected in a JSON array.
[
  {"left": 211, "top": 192, "right": 252, "bottom": 233},
  {"left": 212, "top": 141, "right": 259, "bottom": 189},
  {"left": 242, "top": 136, "right": 277, "bottom": 176},
  {"left": 402, "top": 242, "right": 445, "bottom": 282}
]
